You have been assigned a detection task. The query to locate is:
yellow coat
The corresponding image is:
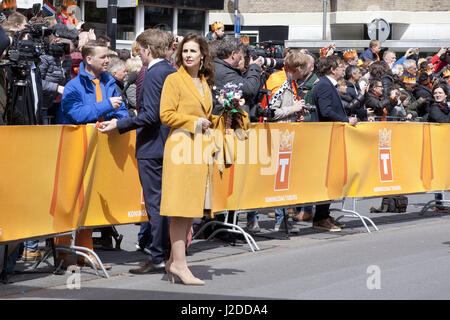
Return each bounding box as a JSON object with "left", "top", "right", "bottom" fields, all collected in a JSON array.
[{"left": 159, "top": 66, "right": 215, "bottom": 218}]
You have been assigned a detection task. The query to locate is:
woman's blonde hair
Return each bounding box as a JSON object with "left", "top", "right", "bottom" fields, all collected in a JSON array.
[
  {"left": 131, "top": 41, "right": 139, "bottom": 57},
  {"left": 125, "top": 57, "right": 142, "bottom": 73}
]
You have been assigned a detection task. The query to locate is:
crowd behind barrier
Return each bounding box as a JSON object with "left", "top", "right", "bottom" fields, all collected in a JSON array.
[{"left": 0, "top": 9, "right": 449, "bottom": 281}]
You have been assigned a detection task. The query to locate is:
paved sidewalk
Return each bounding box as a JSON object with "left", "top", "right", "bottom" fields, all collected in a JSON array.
[{"left": 1, "top": 193, "right": 447, "bottom": 298}]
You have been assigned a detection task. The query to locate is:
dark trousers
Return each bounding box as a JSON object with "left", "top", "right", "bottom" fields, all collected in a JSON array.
[
  {"left": 138, "top": 158, "right": 170, "bottom": 264},
  {"left": 313, "top": 204, "right": 331, "bottom": 222}
]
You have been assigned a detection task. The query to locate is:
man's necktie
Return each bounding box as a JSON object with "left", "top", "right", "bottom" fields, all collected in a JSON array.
[
  {"left": 92, "top": 78, "right": 104, "bottom": 121},
  {"left": 92, "top": 78, "right": 102, "bottom": 102}
]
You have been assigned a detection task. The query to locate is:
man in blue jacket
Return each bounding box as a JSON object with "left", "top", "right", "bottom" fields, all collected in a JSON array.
[
  {"left": 359, "top": 40, "right": 381, "bottom": 63},
  {"left": 60, "top": 40, "right": 129, "bottom": 124},
  {"left": 98, "top": 29, "right": 176, "bottom": 274}
]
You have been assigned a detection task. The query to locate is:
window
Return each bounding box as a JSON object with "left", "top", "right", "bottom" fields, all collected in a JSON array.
[
  {"left": 84, "top": 1, "right": 135, "bottom": 40},
  {"left": 177, "top": 9, "right": 205, "bottom": 36},
  {"left": 144, "top": 6, "right": 173, "bottom": 31},
  {"left": 84, "top": 1, "right": 107, "bottom": 36},
  {"left": 117, "top": 8, "right": 136, "bottom": 40}
]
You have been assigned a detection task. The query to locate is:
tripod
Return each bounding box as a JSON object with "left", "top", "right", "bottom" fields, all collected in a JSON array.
[{"left": 3, "top": 64, "right": 39, "bottom": 125}]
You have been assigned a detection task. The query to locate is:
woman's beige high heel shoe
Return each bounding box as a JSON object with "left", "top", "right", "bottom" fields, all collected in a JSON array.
[{"left": 168, "top": 264, "right": 205, "bottom": 286}]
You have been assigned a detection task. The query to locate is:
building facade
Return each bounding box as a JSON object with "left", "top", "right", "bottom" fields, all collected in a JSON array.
[
  {"left": 209, "top": 0, "right": 450, "bottom": 51},
  {"left": 77, "top": 0, "right": 223, "bottom": 49}
]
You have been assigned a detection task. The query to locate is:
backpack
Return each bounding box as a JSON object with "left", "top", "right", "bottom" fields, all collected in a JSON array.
[{"left": 370, "top": 195, "right": 408, "bottom": 213}]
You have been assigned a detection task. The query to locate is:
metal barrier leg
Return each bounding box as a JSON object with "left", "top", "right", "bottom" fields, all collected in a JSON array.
[
  {"left": 331, "top": 198, "right": 379, "bottom": 233},
  {"left": 192, "top": 211, "right": 260, "bottom": 252},
  {"left": 53, "top": 230, "right": 110, "bottom": 278},
  {"left": 420, "top": 192, "right": 450, "bottom": 215}
]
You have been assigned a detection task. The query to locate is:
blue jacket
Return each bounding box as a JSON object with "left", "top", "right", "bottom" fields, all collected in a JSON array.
[
  {"left": 312, "top": 76, "right": 349, "bottom": 123},
  {"left": 59, "top": 62, "right": 129, "bottom": 124},
  {"left": 117, "top": 59, "right": 176, "bottom": 159},
  {"left": 359, "top": 48, "right": 379, "bottom": 62}
]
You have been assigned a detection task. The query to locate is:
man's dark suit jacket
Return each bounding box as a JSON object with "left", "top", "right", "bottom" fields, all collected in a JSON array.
[
  {"left": 117, "top": 60, "right": 176, "bottom": 159},
  {"left": 312, "top": 76, "right": 349, "bottom": 123}
]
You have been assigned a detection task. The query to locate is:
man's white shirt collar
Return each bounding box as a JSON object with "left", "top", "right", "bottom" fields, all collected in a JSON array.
[
  {"left": 326, "top": 75, "right": 338, "bottom": 87},
  {"left": 148, "top": 58, "right": 164, "bottom": 70}
]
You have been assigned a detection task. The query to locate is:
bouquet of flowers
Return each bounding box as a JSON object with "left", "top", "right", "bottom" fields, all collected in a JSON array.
[{"left": 216, "top": 82, "right": 245, "bottom": 131}]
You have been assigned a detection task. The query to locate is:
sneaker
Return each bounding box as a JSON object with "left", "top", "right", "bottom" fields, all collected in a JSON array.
[
  {"left": 135, "top": 243, "right": 142, "bottom": 251},
  {"left": 274, "top": 221, "right": 300, "bottom": 233},
  {"left": 22, "top": 249, "right": 42, "bottom": 261},
  {"left": 293, "top": 211, "right": 313, "bottom": 222},
  {"left": 313, "top": 219, "right": 341, "bottom": 232},
  {"left": 246, "top": 221, "right": 261, "bottom": 233}
]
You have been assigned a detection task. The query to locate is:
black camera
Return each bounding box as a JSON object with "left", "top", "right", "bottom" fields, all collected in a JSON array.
[
  {"left": 304, "top": 104, "right": 317, "bottom": 112},
  {"left": 254, "top": 104, "right": 275, "bottom": 119},
  {"left": 247, "top": 40, "right": 285, "bottom": 70}
]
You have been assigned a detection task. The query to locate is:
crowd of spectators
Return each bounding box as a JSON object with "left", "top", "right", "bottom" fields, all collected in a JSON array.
[{"left": 1, "top": 11, "right": 449, "bottom": 278}]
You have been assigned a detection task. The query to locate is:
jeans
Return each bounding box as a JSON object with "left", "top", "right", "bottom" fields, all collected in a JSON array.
[
  {"left": 24, "top": 240, "right": 39, "bottom": 252},
  {"left": 246, "top": 211, "right": 258, "bottom": 223},
  {"left": 275, "top": 208, "right": 286, "bottom": 225},
  {"left": 297, "top": 205, "right": 313, "bottom": 213}
]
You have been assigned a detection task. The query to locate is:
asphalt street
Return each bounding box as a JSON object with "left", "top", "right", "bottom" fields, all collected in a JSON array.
[{"left": 1, "top": 193, "right": 450, "bottom": 300}]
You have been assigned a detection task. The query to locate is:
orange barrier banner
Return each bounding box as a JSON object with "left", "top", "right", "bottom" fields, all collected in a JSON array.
[
  {"left": 212, "top": 122, "right": 450, "bottom": 212},
  {"left": 0, "top": 125, "right": 146, "bottom": 243},
  {"left": 1, "top": 122, "right": 449, "bottom": 243}
]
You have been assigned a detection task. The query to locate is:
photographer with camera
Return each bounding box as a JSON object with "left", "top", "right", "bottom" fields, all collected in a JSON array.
[
  {"left": 39, "top": 23, "right": 77, "bottom": 124},
  {"left": 263, "top": 49, "right": 316, "bottom": 232},
  {"left": 212, "top": 36, "right": 263, "bottom": 115}
]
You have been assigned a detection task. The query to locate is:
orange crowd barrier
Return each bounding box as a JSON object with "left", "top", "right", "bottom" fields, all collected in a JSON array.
[{"left": 0, "top": 122, "right": 449, "bottom": 243}]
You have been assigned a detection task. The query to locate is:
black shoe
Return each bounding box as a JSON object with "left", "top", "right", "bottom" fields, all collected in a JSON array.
[{"left": 129, "top": 261, "right": 165, "bottom": 274}]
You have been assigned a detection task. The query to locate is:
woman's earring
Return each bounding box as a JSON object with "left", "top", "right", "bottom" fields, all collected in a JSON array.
[{"left": 200, "top": 58, "right": 204, "bottom": 70}]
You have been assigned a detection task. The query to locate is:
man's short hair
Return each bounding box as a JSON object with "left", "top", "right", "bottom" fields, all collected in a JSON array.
[
  {"left": 317, "top": 55, "right": 341, "bottom": 76},
  {"left": 7, "top": 12, "right": 27, "bottom": 26},
  {"left": 284, "top": 49, "right": 311, "bottom": 71},
  {"left": 345, "top": 65, "right": 360, "bottom": 80},
  {"left": 368, "top": 78, "right": 382, "bottom": 92},
  {"left": 215, "top": 36, "right": 243, "bottom": 60},
  {"left": 135, "top": 28, "right": 171, "bottom": 59},
  {"left": 107, "top": 57, "right": 125, "bottom": 74},
  {"left": 403, "top": 59, "right": 417, "bottom": 70},
  {"left": 369, "top": 40, "right": 380, "bottom": 49},
  {"left": 383, "top": 49, "right": 395, "bottom": 60},
  {"left": 97, "top": 34, "right": 111, "bottom": 44},
  {"left": 81, "top": 40, "right": 108, "bottom": 62}
]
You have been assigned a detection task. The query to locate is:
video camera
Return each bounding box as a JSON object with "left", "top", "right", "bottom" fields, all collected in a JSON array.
[{"left": 247, "top": 40, "right": 285, "bottom": 70}]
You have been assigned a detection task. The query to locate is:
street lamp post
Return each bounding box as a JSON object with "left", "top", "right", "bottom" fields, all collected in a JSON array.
[
  {"left": 107, "top": 0, "right": 118, "bottom": 50},
  {"left": 323, "top": 0, "right": 327, "bottom": 40},
  {"left": 234, "top": 0, "right": 239, "bottom": 38}
]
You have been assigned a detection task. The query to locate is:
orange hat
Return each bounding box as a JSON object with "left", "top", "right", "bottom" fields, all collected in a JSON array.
[
  {"left": 343, "top": 49, "right": 357, "bottom": 60},
  {"left": 403, "top": 76, "right": 417, "bottom": 85},
  {"left": 212, "top": 21, "right": 224, "bottom": 31},
  {"left": 443, "top": 69, "right": 450, "bottom": 78}
]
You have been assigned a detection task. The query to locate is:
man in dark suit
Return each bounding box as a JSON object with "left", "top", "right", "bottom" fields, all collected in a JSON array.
[
  {"left": 312, "top": 55, "right": 358, "bottom": 232},
  {"left": 98, "top": 29, "right": 176, "bottom": 273}
]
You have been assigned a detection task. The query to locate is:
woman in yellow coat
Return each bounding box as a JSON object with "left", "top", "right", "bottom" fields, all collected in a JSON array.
[{"left": 159, "top": 34, "right": 216, "bottom": 285}]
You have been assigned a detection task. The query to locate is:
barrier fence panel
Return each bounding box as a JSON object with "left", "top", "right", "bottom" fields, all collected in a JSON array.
[
  {"left": 1, "top": 122, "right": 450, "bottom": 245},
  {"left": 0, "top": 125, "right": 147, "bottom": 244}
]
